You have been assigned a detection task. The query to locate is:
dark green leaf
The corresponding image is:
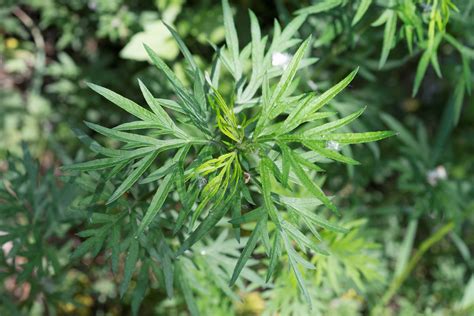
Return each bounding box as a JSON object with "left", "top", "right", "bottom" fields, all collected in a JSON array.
[
  {"left": 120, "top": 239, "right": 140, "bottom": 297},
  {"left": 230, "top": 216, "right": 266, "bottom": 285}
]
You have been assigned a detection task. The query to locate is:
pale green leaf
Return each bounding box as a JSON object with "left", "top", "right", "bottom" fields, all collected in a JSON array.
[
  {"left": 303, "top": 141, "right": 360, "bottom": 165},
  {"left": 283, "top": 68, "right": 358, "bottom": 131},
  {"left": 87, "top": 82, "right": 158, "bottom": 122},
  {"left": 138, "top": 79, "right": 176, "bottom": 129},
  {"left": 296, "top": 0, "right": 342, "bottom": 15},
  {"left": 379, "top": 10, "right": 397, "bottom": 68},
  {"left": 352, "top": 0, "right": 372, "bottom": 26},
  {"left": 268, "top": 36, "right": 312, "bottom": 119}
]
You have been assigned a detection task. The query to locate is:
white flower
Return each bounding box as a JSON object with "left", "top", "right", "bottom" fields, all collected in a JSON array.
[
  {"left": 272, "top": 52, "right": 292, "bottom": 69},
  {"left": 307, "top": 79, "right": 318, "bottom": 90},
  {"left": 426, "top": 165, "right": 448, "bottom": 186},
  {"left": 326, "top": 140, "right": 341, "bottom": 151},
  {"left": 198, "top": 177, "right": 208, "bottom": 189}
]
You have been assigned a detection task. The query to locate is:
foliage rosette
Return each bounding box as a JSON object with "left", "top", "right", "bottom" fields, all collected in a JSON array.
[{"left": 63, "top": 0, "right": 395, "bottom": 307}]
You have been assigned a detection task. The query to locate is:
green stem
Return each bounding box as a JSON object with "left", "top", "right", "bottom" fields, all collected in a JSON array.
[
  {"left": 12, "top": 6, "right": 46, "bottom": 94},
  {"left": 372, "top": 221, "right": 455, "bottom": 314}
]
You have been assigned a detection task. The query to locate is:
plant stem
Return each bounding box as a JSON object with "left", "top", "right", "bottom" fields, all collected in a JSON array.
[
  {"left": 12, "top": 6, "right": 46, "bottom": 94},
  {"left": 372, "top": 221, "right": 455, "bottom": 314}
]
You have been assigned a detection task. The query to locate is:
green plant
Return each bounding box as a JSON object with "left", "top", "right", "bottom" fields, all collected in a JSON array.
[
  {"left": 0, "top": 145, "right": 82, "bottom": 314},
  {"left": 63, "top": 0, "right": 395, "bottom": 311}
]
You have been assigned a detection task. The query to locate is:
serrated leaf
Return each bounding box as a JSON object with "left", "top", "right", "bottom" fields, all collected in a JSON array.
[
  {"left": 313, "top": 131, "right": 396, "bottom": 144},
  {"left": 114, "top": 121, "right": 163, "bottom": 131},
  {"left": 85, "top": 121, "right": 163, "bottom": 146}
]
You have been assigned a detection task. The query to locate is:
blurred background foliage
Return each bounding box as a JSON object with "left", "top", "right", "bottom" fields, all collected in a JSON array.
[{"left": 0, "top": 0, "right": 473, "bottom": 315}]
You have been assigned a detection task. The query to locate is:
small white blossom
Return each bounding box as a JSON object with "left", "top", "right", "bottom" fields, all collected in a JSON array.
[
  {"left": 426, "top": 165, "right": 448, "bottom": 186},
  {"left": 307, "top": 79, "right": 318, "bottom": 90},
  {"left": 200, "top": 250, "right": 207, "bottom": 256},
  {"left": 198, "top": 177, "right": 207, "bottom": 189},
  {"left": 244, "top": 172, "right": 251, "bottom": 184},
  {"left": 272, "top": 52, "right": 292, "bottom": 69},
  {"left": 326, "top": 140, "right": 341, "bottom": 151}
]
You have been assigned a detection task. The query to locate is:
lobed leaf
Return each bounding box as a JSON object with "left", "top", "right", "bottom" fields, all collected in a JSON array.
[
  {"left": 303, "top": 107, "right": 366, "bottom": 137},
  {"left": 230, "top": 216, "right": 266, "bottom": 285},
  {"left": 296, "top": 0, "right": 342, "bottom": 15},
  {"left": 107, "top": 151, "right": 159, "bottom": 204},
  {"left": 136, "top": 170, "right": 176, "bottom": 236},
  {"left": 120, "top": 239, "right": 140, "bottom": 297},
  {"left": 352, "top": 0, "right": 372, "bottom": 26},
  {"left": 282, "top": 68, "right": 358, "bottom": 132},
  {"left": 288, "top": 150, "right": 339, "bottom": 215},
  {"left": 87, "top": 82, "right": 158, "bottom": 122},
  {"left": 379, "top": 10, "right": 397, "bottom": 68}
]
